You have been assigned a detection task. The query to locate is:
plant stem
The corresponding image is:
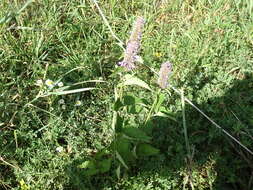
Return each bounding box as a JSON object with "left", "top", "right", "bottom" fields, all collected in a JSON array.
[
  {"left": 181, "top": 89, "right": 191, "bottom": 157},
  {"left": 91, "top": 0, "right": 124, "bottom": 49},
  {"left": 145, "top": 89, "right": 161, "bottom": 124}
]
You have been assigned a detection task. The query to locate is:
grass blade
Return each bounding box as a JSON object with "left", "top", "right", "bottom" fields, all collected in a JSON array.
[{"left": 46, "top": 87, "right": 96, "bottom": 96}]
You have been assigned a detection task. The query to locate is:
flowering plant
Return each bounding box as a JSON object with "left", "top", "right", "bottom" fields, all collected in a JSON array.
[{"left": 79, "top": 16, "right": 174, "bottom": 178}]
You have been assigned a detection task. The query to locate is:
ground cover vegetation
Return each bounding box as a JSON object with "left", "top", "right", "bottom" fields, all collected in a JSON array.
[{"left": 0, "top": 0, "right": 253, "bottom": 189}]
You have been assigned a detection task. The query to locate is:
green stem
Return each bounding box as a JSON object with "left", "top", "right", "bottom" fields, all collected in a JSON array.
[
  {"left": 181, "top": 89, "right": 191, "bottom": 157},
  {"left": 145, "top": 89, "right": 161, "bottom": 124}
]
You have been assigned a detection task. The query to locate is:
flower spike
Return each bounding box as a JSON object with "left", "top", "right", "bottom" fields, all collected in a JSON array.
[
  {"left": 157, "top": 61, "right": 172, "bottom": 89},
  {"left": 118, "top": 16, "right": 145, "bottom": 70}
]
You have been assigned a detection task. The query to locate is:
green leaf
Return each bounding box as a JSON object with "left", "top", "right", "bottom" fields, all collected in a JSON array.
[
  {"left": 116, "top": 165, "right": 121, "bottom": 179},
  {"left": 116, "top": 151, "right": 129, "bottom": 169},
  {"left": 113, "top": 136, "right": 135, "bottom": 163},
  {"left": 153, "top": 109, "right": 177, "bottom": 122},
  {"left": 78, "top": 161, "right": 91, "bottom": 169},
  {"left": 114, "top": 99, "right": 124, "bottom": 111},
  {"left": 115, "top": 114, "right": 124, "bottom": 132},
  {"left": 139, "top": 120, "right": 155, "bottom": 135},
  {"left": 137, "top": 143, "right": 159, "bottom": 157},
  {"left": 123, "top": 95, "right": 146, "bottom": 114},
  {"left": 122, "top": 127, "right": 151, "bottom": 142},
  {"left": 84, "top": 168, "right": 100, "bottom": 176},
  {"left": 123, "top": 95, "right": 136, "bottom": 105},
  {"left": 114, "top": 137, "right": 131, "bottom": 154},
  {"left": 140, "top": 98, "right": 150, "bottom": 106},
  {"left": 121, "top": 74, "right": 151, "bottom": 91},
  {"left": 154, "top": 93, "right": 165, "bottom": 113},
  {"left": 99, "top": 158, "right": 112, "bottom": 173},
  {"left": 78, "top": 160, "right": 100, "bottom": 176},
  {"left": 109, "top": 67, "right": 125, "bottom": 78},
  {"left": 128, "top": 104, "right": 143, "bottom": 114},
  {"left": 114, "top": 95, "right": 141, "bottom": 113},
  {"left": 132, "top": 145, "right": 138, "bottom": 159},
  {"left": 94, "top": 149, "right": 108, "bottom": 159}
]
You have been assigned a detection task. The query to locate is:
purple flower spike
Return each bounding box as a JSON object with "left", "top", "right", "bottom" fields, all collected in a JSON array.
[
  {"left": 157, "top": 61, "right": 172, "bottom": 89},
  {"left": 118, "top": 16, "right": 145, "bottom": 71}
]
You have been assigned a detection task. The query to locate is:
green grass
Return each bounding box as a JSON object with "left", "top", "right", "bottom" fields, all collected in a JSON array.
[{"left": 0, "top": 0, "right": 253, "bottom": 189}]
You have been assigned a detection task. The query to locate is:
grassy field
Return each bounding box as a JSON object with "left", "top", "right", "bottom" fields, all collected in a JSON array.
[{"left": 0, "top": 0, "right": 253, "bottom": 189}]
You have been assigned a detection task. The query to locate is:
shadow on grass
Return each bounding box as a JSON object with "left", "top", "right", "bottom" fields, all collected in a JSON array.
[{"left": 64, "top": 73, "right": 253, "bottom": 190}]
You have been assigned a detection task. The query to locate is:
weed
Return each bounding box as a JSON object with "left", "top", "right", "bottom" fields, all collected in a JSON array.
[{"left": 1, "top": 0, "right": 253, "bottom": 189}]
